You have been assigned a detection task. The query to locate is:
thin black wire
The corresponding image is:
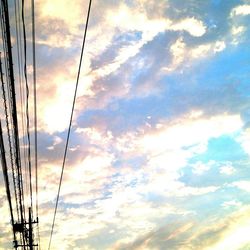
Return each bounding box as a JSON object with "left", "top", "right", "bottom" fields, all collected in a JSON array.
[
  {"left": 14, "top": 0, "right": 29, "bottom": 216},
  {"left": 1, "top": 0, "right": 26, "bottom": 247},
  {"left": 31, "top": 0, "right": 41, "bottom": 249},
  {"left": 47, "top": 1, "right": 92, "bottom": 249},
  {"left": 0, "top": 0, "right": 25, "bottom": 223},
  {"left": 0, "top": 53, "right": 20, "bottom": 222},
  {"left": 0, "top": 13, "right": 21, "bottom": 222},
  {"left": 17, "top": 0, "right": 30, "bottom": 215},
  {"left": 0, "top": 120, "right": 17, "bottom": 244},
  {"left": 16, "top": 0, "right": 29, "bottom": 225},
  {"left": 21, "top": 0, "right": 33, "bottom": 210},
  {"left": 31, "top": 0, "right": 37, "bottom": 217}
]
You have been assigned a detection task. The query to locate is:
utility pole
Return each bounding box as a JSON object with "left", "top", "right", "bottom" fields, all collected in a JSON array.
[
  {"left": 1, "top": 121, "right": 38, "bottom": 249},
  {"left": 28, "top": 208, "right": 34, "bottom": 250},
  {"left": 13, "top": 210, "right": 38, "bottom": 249}
]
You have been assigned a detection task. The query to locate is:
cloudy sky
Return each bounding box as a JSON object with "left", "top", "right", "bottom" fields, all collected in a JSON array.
[{"left": 1, "top": 0, "right": 250, "bottom": 249}]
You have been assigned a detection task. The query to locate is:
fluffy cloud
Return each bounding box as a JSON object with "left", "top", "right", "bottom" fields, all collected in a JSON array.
[
  {"left": 31, "top": 110, "right": 243, "bottom": 248},
  {"left": 137, "top": 113, "right": 242, "bottom": 154},
  {"left": 219, "top": 164, "right": 236, "bottom": 175},
  {"left": 231, "top": 25, "right": 245, "bottom": 35},
  {"left": 237, "top": 128, "right": 250, "bottom": 156},
  {"left": 232, "top": 181, "right": 250, "bottom": 193},
  {"left": 204, "top": 211, "right": 250, "bottom": 250},
  {"left": 33, "top": 0, "right": 210, "bottom": 133},
  {"left": 192, "top": 161, "right": 213, "bottom": 175},
  {"left": 165, "top": 38, "right": 226, "bottom": 72},
  {"left": 222, "top": 200, "right": 242, "bottom": 209},
  {"left": 170, "top": 17, "right": 206, "bottom": 37},
  {"left": 230, "top": 5, "right": 250, "bottom": 17},
  {"left": 113, "top": 206, "right": 250, "bottom": 250}
]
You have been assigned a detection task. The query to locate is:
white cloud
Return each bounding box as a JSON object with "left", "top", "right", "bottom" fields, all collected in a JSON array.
[
  {"left": 37, "top": 0, "right": 90, "bottom": 47},
  {"left": 34, "top": 111, "right": 244, "bottom": 247},
  {"left": 76, "top": 127, "right": 113, "bottom": 147},
  {"left": 231, "top": 25, "right": 245, "bottom": 35},
  {"left": 230, "top": 5, "right": 250, "bottom": 17},
  {"left": 93, "top": 7, "right": 206, "bottom": 80},
  {"left": 222, "top": 200, "right": 242, "bottom": 209},
  {"left": 113, "top": 112, "right": 242, "bottom": 198},
  {"left": 232, "top": 181, "right": 250, "bottom": 192},
  {"left": 34, "top": 0, "right": 210, "bottom": 133},
  {"left": 237, "top": 128, "right": 250, "bottom": 156},
  {"left": 170, "top": 17, "right": 206, "bottom": 37},
  {"left": 219, "top": 164, "right": 236, "bottom": 175},
  {"left": 205, "top": 216, "right": 250, "bottom": 250},
  {"left": 192, "top": 161, "right": 212, "bottom": 175},
  {"left": 164, "top": 39, "right": 226, "bottom": 72},
  {"left": 1, "top": 105, "right": 244, "bottom": 248},
  {"left": 115, "top": 113, "right": 242, "bottom": 172},
  {"left": 177, "top": 206, "right": 250, "bottom": 250},
  {"left": 138, "top": 113, "right": 242, "bottom": 155},
  {"left": 165, "top": 37, "right": 186, "bottom": 71},
  {"left": 230, "top": 25, "right": 246, "bottom": 45},
  {"left": 214, "top": 41, "right": 226, "bottom": 52},
  {"left": 230, "top": 5, "right": 249, "bottom": 45},
  {"left": 47, "top": 135, "right": 63, "bottom": 150}
]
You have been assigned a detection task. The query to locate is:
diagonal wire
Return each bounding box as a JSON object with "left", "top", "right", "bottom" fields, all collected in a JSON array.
[{"left": 47, "top": 0, "right": 92, "bottom": 249}]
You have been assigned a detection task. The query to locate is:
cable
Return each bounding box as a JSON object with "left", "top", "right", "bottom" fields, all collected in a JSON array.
[
  {"left": 0, "top": 0, "right": 26, "bottom": 225},
  {"left": 31, "top": 0, "right": 38, "bottom": 219},
  {"left": 17, "top": 0, "right": 30, "bottom": 219},
  {"left": 0, "top": 10, "right": 20, "bottom": 221},
  {"left": 0, "top": 53, "right": 20, "bottom": 221},
  {"left": 1, "top": 1, "right": 26, "bottom": 247},
  {"left": 0, "top": 120, "right": 17, "bottom": 244},
  {"left": 14, "top": 0, "right": 29, "bottom": 220},
  {"left": 21, "top": 0, "right": 33, "bottom": 210},
  {"left": 47, "top": 1, "right": 92, "bottom": 249},
  {"left": 31, "top": 0, "right": 41, "bottom": 248}
]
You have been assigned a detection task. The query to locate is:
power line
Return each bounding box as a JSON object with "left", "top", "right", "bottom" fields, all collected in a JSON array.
[
  {"left": 14, "top": 0, "right": 29, "bottom": 219},
  {"left": 0, "top": 120, "right": 17, "bottom": 244},
  {"left": 0, "top": 52, "right": 18, "bottom": 218},
  {"left": 0, "top": 0, "right": 39, "bottom": 248},
  {"left": 1, "top": 0, "right": 26, "bottom": 223},
  {"left": 21, "top": 0, "right": 33, "bottom": 211},
  {"left": 0, "top": 0, "right": 26, "bottom": 246},
  {"left": 0, "top": 53, "right": 21, "bottom": 223},
  {"left": 31, "top": 0, "right": 38, "bottom": 219},
  {"left": 31, "top": 0, "right": 41, "bottom": 248},
  {"left": 18, "top": 0, "right": 30, "bottom": 217},
  {"left": 47, "top": 0, "right": 93, "bottom": 249}
]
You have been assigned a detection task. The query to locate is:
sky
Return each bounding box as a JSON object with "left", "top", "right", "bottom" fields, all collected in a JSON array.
[{"left": 1, "top": 0, "right": 250, "bottom": 249}]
